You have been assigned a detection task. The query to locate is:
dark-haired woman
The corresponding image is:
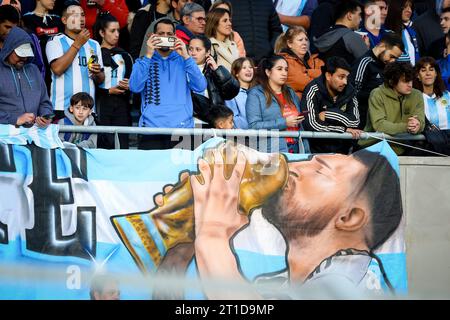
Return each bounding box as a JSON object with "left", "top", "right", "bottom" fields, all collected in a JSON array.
[
  {"left": 94, "top": 13, "right": 133, "bottom": 149},
  {"left": 246, "top": 55, "right": 309, "bottom": 154},
  {"left": 188, "top": 35, "right": 240, "bottom": 125},
  {"left": 414, "top": 57, "right": 450, "bottom": 130}
]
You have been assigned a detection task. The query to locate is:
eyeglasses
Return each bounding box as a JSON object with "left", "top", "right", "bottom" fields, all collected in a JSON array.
[{"left": 191, "top": 16, "right": 206, "bottom": 23}]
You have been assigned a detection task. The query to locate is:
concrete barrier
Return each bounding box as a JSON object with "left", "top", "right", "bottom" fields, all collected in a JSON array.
[{"left": 400, "top": 157, "right": 450, "bottom": 299}]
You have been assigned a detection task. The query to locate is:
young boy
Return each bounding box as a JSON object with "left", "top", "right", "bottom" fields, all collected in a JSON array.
[
  {"left": 59, "top": 92, "right": 97, "bottom": 148},
  {"left": 208, "top": 105, "right": 234, "bottom": 129}
]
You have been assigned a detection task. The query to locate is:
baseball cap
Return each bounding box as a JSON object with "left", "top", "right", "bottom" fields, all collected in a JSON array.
[{"left": 14, "top": 43, "right": 34, "bottom": 58}]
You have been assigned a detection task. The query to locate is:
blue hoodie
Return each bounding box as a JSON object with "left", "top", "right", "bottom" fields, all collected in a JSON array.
[
  {"left": 129, "top": 50, "right": 207, "bottom": 128},
  {"left": 0, "top": 27, "right": 53, "bottom": 125}
]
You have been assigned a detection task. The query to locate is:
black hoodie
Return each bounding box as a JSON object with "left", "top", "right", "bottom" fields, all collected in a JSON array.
[{"left": 300, "top": 74, "right": 360, "bottom": 154}]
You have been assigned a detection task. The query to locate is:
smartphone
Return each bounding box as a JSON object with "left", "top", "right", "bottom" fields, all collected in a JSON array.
[
  {"left": 298, "top": 110, "right": 310, "bottom": 117},
  {"left": 156, "top": 36, "right": 177, "bottom": 48},
  {"left": 42, "top": 113, "right": 55, "bottom": 120},
  {"left": 88, "top": 54, "right": 98, "bottom": 68}
]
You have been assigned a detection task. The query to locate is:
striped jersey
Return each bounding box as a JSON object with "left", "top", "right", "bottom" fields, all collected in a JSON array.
[
  {"left": 99, "top": 53, "right": 127, "bottom": 90},
  {"left": 46, "top": 34, "right": 103, "bottom": 111},
  {"left": 423, "top": 92, "right": 450, "bottom": 130}
]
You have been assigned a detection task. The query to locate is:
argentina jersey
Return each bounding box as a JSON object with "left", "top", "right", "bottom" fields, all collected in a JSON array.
[
  {"left": 100, "top": 53, "right": 126, "bottom": 90},
  {"left": 46, "top": 34, "right": 103, "bottom": 111},
  {"left": 423, "top": 92, "right": 450, "bottom": 130}
]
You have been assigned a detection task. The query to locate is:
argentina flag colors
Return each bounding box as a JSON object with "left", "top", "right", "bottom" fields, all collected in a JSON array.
[{"left": 0, "top": 126, "right": 407, "bottom": 299}]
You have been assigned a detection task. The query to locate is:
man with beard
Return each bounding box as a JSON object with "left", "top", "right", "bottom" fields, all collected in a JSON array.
[
  {"left": 191, "top": 147, "right": 403, "bottom": 299},
  {"left": 0, "top": 27, "right": 53, "bottom": 126},
  {"left": 350, "top": 33, "right": 404, "bottom": 129},
  {"left": 129, "top": 17, "right": 206, "bottom": 150},
  {"left": 300, "top": 56, "right": 363, "bottom": 154}
]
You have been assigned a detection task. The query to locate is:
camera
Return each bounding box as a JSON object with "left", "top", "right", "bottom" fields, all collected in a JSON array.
[{"left": 156, "top": 36, "right": 176, "bottom": 48}]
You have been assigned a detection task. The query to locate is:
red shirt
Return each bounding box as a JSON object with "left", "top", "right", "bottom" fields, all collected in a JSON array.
[
  {"left": 276, "top": 93, "right": 299, "bottom": 145},
  {"left": 80, "top": 0, "right": 129, "bottom": 36}
]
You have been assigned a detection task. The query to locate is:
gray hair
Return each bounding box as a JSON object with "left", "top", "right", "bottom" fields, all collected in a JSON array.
[{"left": 180, "top": 2, "right": 205, "bottom": 20}]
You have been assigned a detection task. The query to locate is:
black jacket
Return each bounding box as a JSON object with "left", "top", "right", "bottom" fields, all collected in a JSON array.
[
  {"left": 229, "top": 0, "right": 282, "bottom": 63},
  {"left": 309, "top": 0, "right": 340, "bottom": 53},
  {"left": 413, "top": 8, "right": 445, "bottom": 60},
  {"left": 300, "top": 74, "right": 360, "bottom": 154},
  {"left": 192, "top": 65, "right": 240, "bottom": 123},
  {"left": 350, "top": 50, "right": 385, "bottom": 129}
]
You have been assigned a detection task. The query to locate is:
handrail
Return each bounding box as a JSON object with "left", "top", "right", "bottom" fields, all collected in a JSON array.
[{"left": 58, "top": 125, "right": 426, "bottom": 141}]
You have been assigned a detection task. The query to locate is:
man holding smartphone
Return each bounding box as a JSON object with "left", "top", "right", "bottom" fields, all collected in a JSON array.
[
  {"left": 0, "top": 27, "right": 53, "bottom": 128},
  {"left": 129, "top": 17, "right": 207, "bottom": 150}
]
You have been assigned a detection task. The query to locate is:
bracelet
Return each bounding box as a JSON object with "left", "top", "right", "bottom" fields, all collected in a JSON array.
[{"left": 71, "top": 44, "right": 80, "bottom": 50}]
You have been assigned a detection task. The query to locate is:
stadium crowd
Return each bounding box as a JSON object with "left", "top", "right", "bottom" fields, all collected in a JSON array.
[{"left": 1, "top": 0, "right": 450, "bottom": 155}]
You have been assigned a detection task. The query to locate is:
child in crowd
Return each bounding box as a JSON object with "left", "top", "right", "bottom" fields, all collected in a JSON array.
[
  {"left": 59, "top": 92, "right": 97, "bottom": 148},
  {"left": 208, "top": 105, "right": 234, "bottom": 129}
]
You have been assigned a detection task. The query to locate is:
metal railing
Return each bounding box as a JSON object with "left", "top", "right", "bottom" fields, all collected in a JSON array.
[{"left": 58, "top": 125, "right": 426, "bottom": 149}]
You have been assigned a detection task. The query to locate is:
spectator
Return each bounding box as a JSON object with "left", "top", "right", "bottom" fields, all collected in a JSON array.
[
  {"left": 168, "top": 0, "right": 191, "bottom": 24},
  {"left": 0, "top": 0, "right": 20, "bottom": 12},
  {"left": 0, "top": 26, "right": 53, "bottom": 127},
  {"left": 414, "top": 56, "right": 450, "bottom": 130},
  {"left": 209, "top": 0, "right": 245, "bottom": 57},
  {"left": 89, "top": 274, "right": 120, "bottom": 300},
  {"left": 59, "top": 92, "right": 97, "bottom": 148},
  {"left": 275, "top": 26, "right": 324, "bottom": 100},
  {"left": 0, "top": 4, "right": 46, "bottom": 81},
  {"left": 301, "top": 56, "right": 362, "bottom": 154},
  {"left": 94, "top": 12, "right": 133, "bottom": 149},
  {"left": 22, "top": 0, "right": 65, "bottom": 92},
  {"left": 440, "top": 6, "right": 450, "bottom": 34},
  {"left": 79, "top": 0, "right": 129, "bottom": 36},
  {"left": 246, "top": 55, "right": 309, "bottom": 154},
  {"left": 359, "top": 62, "right": 425, "bottom": 155},
  {"left": 176, "top": 2, "right": 206, "bottom": 45},
  {"left": 350, "top": 33, "right": 404, "bottom": 129},
  {"left": 413, "top": 0, "right": 449, "bottom": 59},
  {"left": 309, "top": 0, "right": 340, "bottom": 53},
  {"left": 359, "top": 0, "right": 389, "bottom": 48},
  {"left": 273, "top": 0, "right": 318, "bottom": 31},
  {"left": 129, "top": 0, "right": 171, "bottom": 59},
  {"left": 384, "top": 0, "right": 420, "bottom": 65},
  {"left": 208, "top": 104, "right": 234, "bottom": 129},
  {"left": 314, "top": 0, "right": 368, "bottom": 65},
  {"left": 229, "top": 0, "right": 282, "bottom": 64},
  {"left": 188, "top": 35, "right": 239, "bottom": 124},
  {"left": 0, "top": 4, "right": 20, "bottom": 50},
  {"left": 46, "top": 3, "right": 105, "bottom": 119},
  {"left": 438, "top": 30, "right": 450, "bottom": 91},
  {"left": 205, "top": 8, "right": 238, "bottom": 71},
  {"left": 129, "top": 18, "right": 206, "bottom": 149},
  {"left": 225, "top": 57, "right": 256, "bottom": 129}
]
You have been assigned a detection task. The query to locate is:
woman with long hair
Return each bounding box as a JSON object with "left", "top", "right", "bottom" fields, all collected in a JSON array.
[
  {"left": 274, "top": 26, "right": 324, "bottom": 100},
  {"left": 209, "top": 0, "right": 246, "bottom": 57},
  {"left": 225, "top": 57, "right": 256, "bottom": 129},
  {"left": 246, "top": 55, "right": 309, "bottom": 154},
  {"left": 93, "top": 12, "right": 134, "bottom": 149},
  {"left": 188, "top": 35, "right": 239, "bottom": 125},
  {"left": 205, "top": 7, "right": 239, "bottom": 71},
  {"left": 413, "top": 56, "right": 450, "bottom": 130},
  {"left": 384, "top": 0, "right": 420, "bottom": 65}
]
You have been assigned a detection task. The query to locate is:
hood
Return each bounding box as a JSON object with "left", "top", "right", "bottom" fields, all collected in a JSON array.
[
  {"left": 64, "top": 109, "right": 96, "bottom": 126},
  {"left": 0, "top": 27, "right": 34, "bottom": 66},
  {"left": 314, "top": 26, "right": 352, "bottom": 52},
  {"left": 378, "top": 83, "right": 402, "bottom": 101},
  {"left": 279, "top": 49, "right": 312, "bottom": 68},
  {"left": 315, "top": 74, "right": 356, "bottom": 105},
  {"left": 176, "top": 24, "right": 195, "bottom": 39}
]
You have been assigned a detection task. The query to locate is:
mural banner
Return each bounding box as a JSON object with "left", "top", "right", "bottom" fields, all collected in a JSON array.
[{"left": 0, "top": 136, "right": 407, "bottom": 299}]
